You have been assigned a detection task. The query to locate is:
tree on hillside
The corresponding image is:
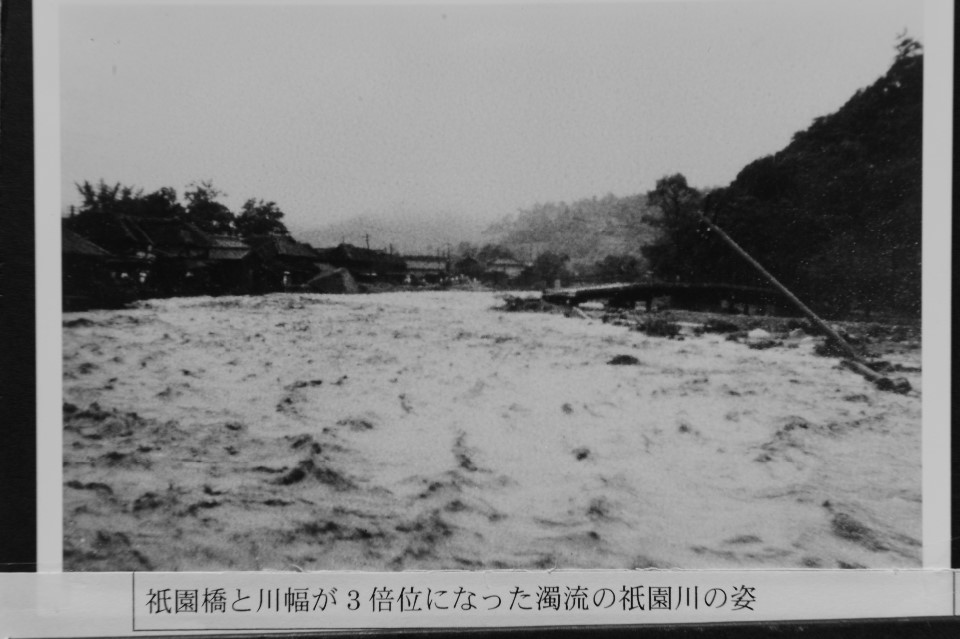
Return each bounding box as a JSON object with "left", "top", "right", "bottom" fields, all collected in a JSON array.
[
  {"left": 640, "top": 36, "right": 923, "bottom": 317},
  {"left": 894, "top": 33, "right": 922, "bottom": 61},
  {"left": 236, "top": 198, "right": 289, "bottom": 238},
  {"left": 644, "top": 174, "right": 701, "bottom": 221},
  {"left": 454, "top": 242, "right": 479, "bottom": 259},
  {"left": 522, "top": 251, "right": 571, "bottom": 287},
  {"left": 184, "top": 180, "right": 236, "bottom": 235},
  {"left": 640, "top": 174, "right": 709, "bottom": 282},
  {"left": 484, "top": 193, "right": 656, "bottom": 266},
  {"left": 476, "top": 243, "right": 516, "bottom": 263},
  {"left": 593, "top": 253, "right": 647, "bottom": 283}
]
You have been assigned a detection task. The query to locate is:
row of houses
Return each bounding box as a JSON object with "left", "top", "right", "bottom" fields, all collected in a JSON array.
[{"left": 63, "top": 216, "right": 530, "bottom": 309}]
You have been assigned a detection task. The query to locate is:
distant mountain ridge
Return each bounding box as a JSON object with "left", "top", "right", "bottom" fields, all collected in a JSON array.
[
  {"left": 290, "top": 194, "right": 659, "bottom": 265},
  {"left": 482, "top": 193, "right": 658, "bottom": 265}
]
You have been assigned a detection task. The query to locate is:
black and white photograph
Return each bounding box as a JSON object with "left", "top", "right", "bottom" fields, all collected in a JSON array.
[{"left": 55, "top": 0, "right": 932, "bottom": 574}]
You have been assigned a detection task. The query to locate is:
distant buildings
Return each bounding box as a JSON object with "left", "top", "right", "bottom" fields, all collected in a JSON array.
[
  {"left": 314, "top": 243, "right": 408, "bottom": 283},
  {"left": 245, "top": 234, "right": 323, "bottom": 290},
  {"left": 62, "top": 227, "right": 131, "bottom": 310},
  {"left": 453, "top": 256, "right": 484, "bottom": 279},
  {"left": 62, "top": 217, "right": 540, "bottom": 309},
  {"left": 453, "top": 256, "right": 531, "bottom": 286},
  {"left": 484, "top": 258, "right": 527, "bottom": 280},
  {"left": 401, "top": 255, "right": 449, "bottom": 284}
]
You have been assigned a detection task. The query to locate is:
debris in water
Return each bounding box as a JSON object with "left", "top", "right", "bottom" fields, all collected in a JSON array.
[
  {"left": 636, "top": 319, "right": 680, "bottom": 338},
  {"left": 702, "top": 318, "right": 740, "bottom": 333}
]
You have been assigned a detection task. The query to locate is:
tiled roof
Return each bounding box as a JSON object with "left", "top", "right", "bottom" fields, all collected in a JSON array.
[
  {"left": 119, "top": 216, "right": 209, "bottom": 248},
  {"left": 62, "top": 228, "right": 113, "bottom": 257},
  {"left": 402, "top": 255, "right": 448, "bottom": 263},
  {"left": 209, "top": 248, "right": 251, "bottom": 260},
  {"left": 248, "top": 234, "right": 320, "bottom": 259},
  {"left": 207, "top": 235, "right": 250, "bottom": 249},
  {"left": 314, "top": 243, "right": 408, "bottom": 267}
]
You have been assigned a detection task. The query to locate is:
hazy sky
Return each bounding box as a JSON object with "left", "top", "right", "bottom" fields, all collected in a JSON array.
[{"left": 60, "top": 0, "right": 923, "bottom": 231}]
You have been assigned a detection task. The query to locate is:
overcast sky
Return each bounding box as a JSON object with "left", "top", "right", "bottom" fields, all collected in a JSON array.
[{"left": 60, "top": 0, "right": 923, "bottom": 231}]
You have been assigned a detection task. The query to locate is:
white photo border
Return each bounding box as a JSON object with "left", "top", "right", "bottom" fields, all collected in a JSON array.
[{"left": 28, "top": 0, "right": 955, "bottom": 630}]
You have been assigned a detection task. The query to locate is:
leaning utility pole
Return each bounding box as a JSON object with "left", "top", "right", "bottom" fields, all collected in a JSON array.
[
  {"left": 694, "top": 210, "right": 911, "bottom": 392},
  {"left": 694, "top": 210, "right": 861, "bottom": 361}
]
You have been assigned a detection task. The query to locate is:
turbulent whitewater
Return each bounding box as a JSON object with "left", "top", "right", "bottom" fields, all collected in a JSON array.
[{"left": 62, "top": 292, "right": 921, "bottom": 571}]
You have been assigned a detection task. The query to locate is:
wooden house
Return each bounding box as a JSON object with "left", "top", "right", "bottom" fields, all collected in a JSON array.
[
  {"left": 125, "top": 217, "right": 217, "bottom": 295},
  {"left": 312, "top": 243, "right": 408, "bottom": 283},
  {"left": 203, "top": 235, "right": 256, "bottom": 294},
  {"left": 453, "top": 256, "right": 484, "bottom": 279},
  {"left": 64, "top": 215, "right": 263, "bottom": 297},
  {"left": 485, "top": 258, "right": 527, "bottom": 279},
  {"left": 401, "top": 255, "right": 450, "bottom": 284},
  {"left": 481, "top": 257, "right": 530, "bottom": 286},
  {"left": 246, "top": 234, "right": 324, "bottom": 290},
  {"left": 62, "top": 227, "right": 135, "bottom": 310}
]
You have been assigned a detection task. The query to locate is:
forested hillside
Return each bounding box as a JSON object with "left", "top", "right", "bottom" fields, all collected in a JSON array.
[
  {"left": 644, "top": 37, "right": 923, "bottom": 318},
  {"left": 484, "top": 193, "right": 657, "bottom": 267}
]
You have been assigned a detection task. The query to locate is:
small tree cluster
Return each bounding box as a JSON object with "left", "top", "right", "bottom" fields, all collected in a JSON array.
[{"left": 65, "top": 179, "right": 289, "bottom": 240}]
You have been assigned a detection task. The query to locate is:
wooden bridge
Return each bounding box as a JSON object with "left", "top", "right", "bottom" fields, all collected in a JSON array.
[{"left": 542, "top": 282, "right": 796, "bottom": 315}]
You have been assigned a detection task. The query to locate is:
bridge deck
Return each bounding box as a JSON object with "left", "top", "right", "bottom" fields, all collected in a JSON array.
[{"left": 542, "top": 282, "right": 789, "bottom": 307}]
